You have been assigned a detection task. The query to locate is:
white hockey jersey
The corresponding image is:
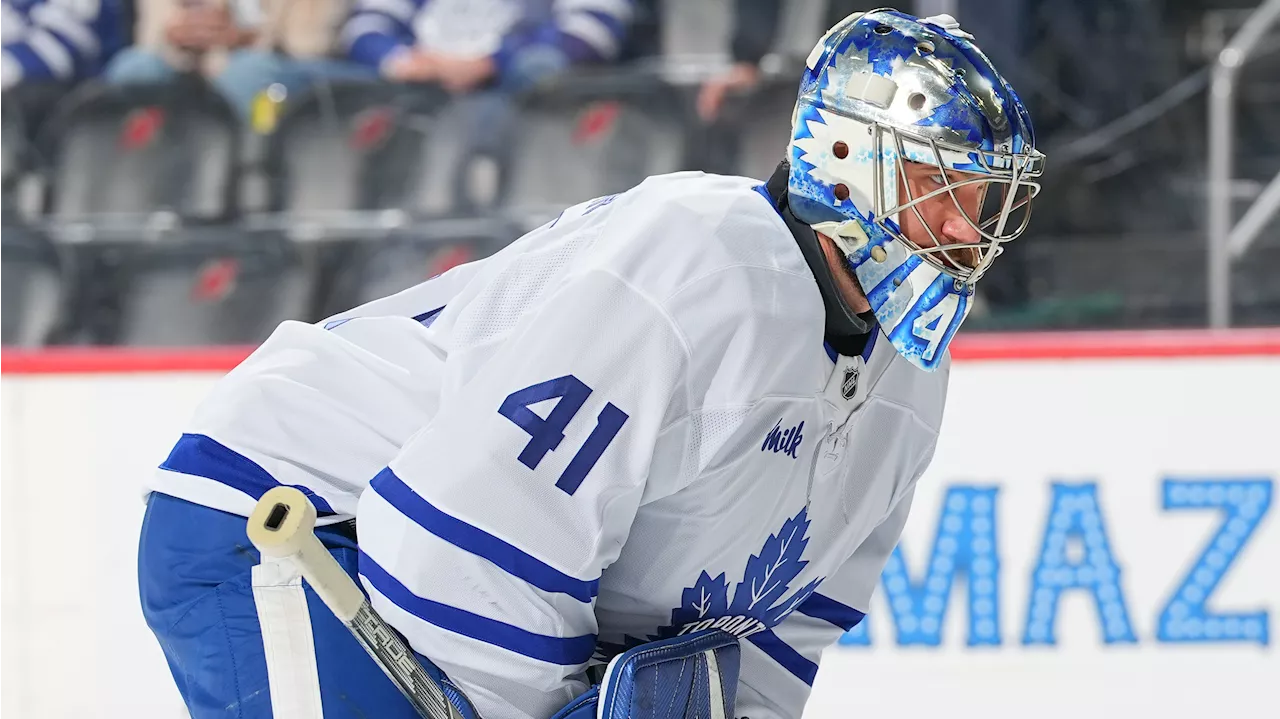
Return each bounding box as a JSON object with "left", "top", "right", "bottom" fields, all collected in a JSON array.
[{"left": 148, "top": 172, "right": 949, "bottom": 719}]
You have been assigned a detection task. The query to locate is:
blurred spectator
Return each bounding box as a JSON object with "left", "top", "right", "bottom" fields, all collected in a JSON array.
[
  {"left": 2, "top": 0, "right": 127, "bottom": 91},
  {"left": 103, "top": 0, "right": 372, "bottom": 119},
  {"left": 617, "top": 0, "right": 658, "bottom": 60},
  {"left": 341, "top": 0, "right": 633, "bottom": 93},
  {"left": 697, "top": 1, "right": 1033, "bottom": 121},
  {"left": 697, "top": 0, "right": 862, "bottom": 122}
]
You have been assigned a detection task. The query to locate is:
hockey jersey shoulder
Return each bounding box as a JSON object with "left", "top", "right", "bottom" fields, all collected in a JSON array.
[
  {"left": 403, "top": 172, "right": 830, "bottom": 419},
  {"left": 584, "top": 172, "right": 816, "bottom": 302},
  {"left": 579, "top": 172, "right": 829, "bottom": 404}
]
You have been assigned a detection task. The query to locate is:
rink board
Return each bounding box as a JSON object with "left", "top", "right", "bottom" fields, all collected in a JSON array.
[{"left": 2, "top": 330, "right": 1277, "bottom": 719}]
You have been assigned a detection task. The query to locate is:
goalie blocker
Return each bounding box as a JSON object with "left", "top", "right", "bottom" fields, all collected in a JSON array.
[{"left": 138, "top": 487, "right": 741, "bottom": 719}]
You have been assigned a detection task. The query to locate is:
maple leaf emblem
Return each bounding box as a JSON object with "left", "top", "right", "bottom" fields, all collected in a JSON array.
[
  {"left": 595, "top": 508, "right": 824, "bottom": 661},
  {"left": 729, "top": 509, "right": 813, "bottom": 614},
  {"left": 671, "top": 571, "right": 729, "bottom": 627}
]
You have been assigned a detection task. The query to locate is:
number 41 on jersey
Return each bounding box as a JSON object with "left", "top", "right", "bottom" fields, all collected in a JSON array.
[{"left": 498, "top": 376, "right": 629, "bottom": 496}]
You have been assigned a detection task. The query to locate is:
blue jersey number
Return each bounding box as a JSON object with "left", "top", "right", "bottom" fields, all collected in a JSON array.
[{"left": 498, "top": 376, "right": 629, "bottom": 495}]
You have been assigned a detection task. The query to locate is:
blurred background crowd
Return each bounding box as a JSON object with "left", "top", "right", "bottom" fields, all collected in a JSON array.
[{"left": 2, "top": 0, "right": 1278, "bottom": 347}]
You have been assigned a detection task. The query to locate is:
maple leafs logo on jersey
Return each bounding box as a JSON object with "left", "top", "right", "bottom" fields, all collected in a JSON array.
[{"left": 596, "top": 507, "right": 823, "bottom": 660}]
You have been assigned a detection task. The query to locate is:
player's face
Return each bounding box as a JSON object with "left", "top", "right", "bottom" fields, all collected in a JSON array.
[{"left": 897, "top": 161, "right": 986, "bottom": 271}]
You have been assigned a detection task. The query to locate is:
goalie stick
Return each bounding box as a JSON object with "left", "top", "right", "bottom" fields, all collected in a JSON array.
[{"left": 247, "top": 486, "right": 467, "bottom": 719}]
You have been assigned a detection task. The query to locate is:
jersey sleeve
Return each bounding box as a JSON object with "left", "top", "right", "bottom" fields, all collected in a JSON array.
[
  {"left": 2, "top": 0, "right": 116, "bottom": 89},
  {"left": 151, "top": 260, "right": 487, "bottom": 519},
  {"left": 736, "top": 484, "right": 918, "bottom": 719},
  {"left": 355, "top": 269, "right": 691, "bottom": 719},
  {"left": 729, "top": 0, "right": 783, "bottom": 64},
  {"left": 493, "top": 0, "right": 633, "bottom": 91},
  {"left": 340, "top": 0, "right": 423, "bottom": 72}
]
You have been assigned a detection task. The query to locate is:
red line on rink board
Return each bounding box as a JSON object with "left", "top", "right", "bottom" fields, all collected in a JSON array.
[
  {"left": 0, "top": 346, "right": 257, "bottom": 374},
  {"left": 949, "top": 328, "right": 1280, "bottom": 361},
  {"left": 2, "top": 329, "right": 1279, "bottom": 375}
]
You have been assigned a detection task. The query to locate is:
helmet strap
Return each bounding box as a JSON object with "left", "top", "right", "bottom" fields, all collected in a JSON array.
[{"left": 762, "top": 162, "right": 876, "bottom": 347}]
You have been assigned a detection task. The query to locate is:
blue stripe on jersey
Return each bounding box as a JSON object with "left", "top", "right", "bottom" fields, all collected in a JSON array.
[
  {"left": 413, "top": 306, "right": 445, "bottom": 327},
  {"left": 747, "top": 630, "right": 818, "bottom": 686},
  {"left": 4, "top": 43, "right": 55, "bottom": 80},
  {"left": 796, "top": 592, "right": 866, "bottom": 631},
  {"left": 752, "top": 183, "right": 774, "bottom": 208},
  {"left": 861, "top": 327, "right": 878, "bottom": 361},
  {"left": 325, "top": 305, "right": 442, "bottom": 331},
  {"left": 582, "top": 8, "right": 629, "bottom": 42},
  {"left": 359, "top": 550, "right": 597, "bottom": 666},
  {"left": 159, "top": 433, "right": 336, "bottom": 515},
  {"left": 369, "top": 468, "right": 600, "bottom": 602}
]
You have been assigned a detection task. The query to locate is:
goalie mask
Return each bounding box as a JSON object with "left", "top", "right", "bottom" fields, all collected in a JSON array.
[{"left": 787, "top": 9, "right": 1045, "bottom": 371}]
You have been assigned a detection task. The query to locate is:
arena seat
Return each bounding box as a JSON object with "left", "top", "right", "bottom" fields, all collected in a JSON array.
[
  {"left": 2, "top": 93, "right": 28, "bottom": 215},
  {"left": 1, "top": 226, "right": 66, "bottom": 347},
  {"left": 54, "top": 227, "right": 312, "bottom": 346},
  {"left": 700, "top": 76, "right": 798, "bottom": 182},
  {"left": 36, "top": 79, "right": 240, "bottom": 221},
  {"left": 263, "top": 81, "right": 459, "bottom": 215},
  {"left": 498, "top": 69, "right": 691, "bottom": 223},
  {"left": 316, "top": 218, "right": 518, "bottom": 312}
]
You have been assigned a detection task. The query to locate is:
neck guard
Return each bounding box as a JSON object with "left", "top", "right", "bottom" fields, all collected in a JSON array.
[{"left": 762, "top": 161, "right": 876, "bottom": 345}]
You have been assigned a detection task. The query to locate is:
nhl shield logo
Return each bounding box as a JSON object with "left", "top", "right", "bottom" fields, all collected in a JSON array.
[{"left": 841, "top": 365, "right": 860, "bottom": 400}]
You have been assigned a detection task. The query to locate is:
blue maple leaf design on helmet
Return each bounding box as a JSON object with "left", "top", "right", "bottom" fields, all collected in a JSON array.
[{"left": 595, "top": 508, "right": 824, "bottom": 661}]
